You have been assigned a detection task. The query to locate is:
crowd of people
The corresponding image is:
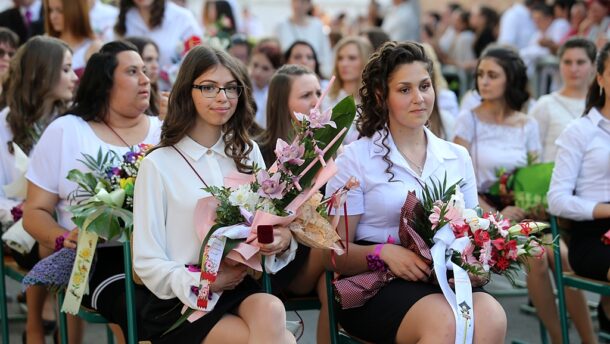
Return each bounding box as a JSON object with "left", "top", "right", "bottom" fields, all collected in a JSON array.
[{"left": 0, "top": 0, "right": 609, "bottom": 343}]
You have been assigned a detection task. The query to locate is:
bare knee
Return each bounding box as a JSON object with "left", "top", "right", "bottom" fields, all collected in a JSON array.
[
  {"left": 396, "top": 294, "right": 455, "bottom": 344},
  {"left": 473, "top": 293, "right": 506, "bottom": 343}
]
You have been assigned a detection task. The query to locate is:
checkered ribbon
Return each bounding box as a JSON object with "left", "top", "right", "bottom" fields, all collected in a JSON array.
[{"left": 333, "top": 191, "right": 432, "bottom": 309}]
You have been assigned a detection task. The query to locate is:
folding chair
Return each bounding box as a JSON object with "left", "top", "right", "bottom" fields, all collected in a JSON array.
[
  {"left": 57, "top": 240, "right": 138, "bottom": 344},
  {"left": 551, "top": 215, "right": 610, "bottom": 343},
  {"left": 0, "top": 240, "right": 29, "bottom": 344}
]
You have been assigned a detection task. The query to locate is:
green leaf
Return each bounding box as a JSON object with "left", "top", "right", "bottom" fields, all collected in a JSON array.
[{"left": 162, "top": 307, "right": 194, "bottom": 336}]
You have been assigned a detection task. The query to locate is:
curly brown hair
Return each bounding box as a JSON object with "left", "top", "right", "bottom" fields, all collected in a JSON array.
[
  {"left": 114, "top": 0, "right": 166, "bottom": 37},
  {"left": 156, "top": 45, "right": 255, "bottom": 173},
  {"left": 358, "top": 41, "right": 433, "bottom": 182}
]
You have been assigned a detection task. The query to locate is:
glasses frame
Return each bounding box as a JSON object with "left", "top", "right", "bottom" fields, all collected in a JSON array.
[
  {"left": 0, "top": 48, "right": 15, "bottom": 59},
  {"left": 192, "top": 84, "right": 243, "bottom": 99}
]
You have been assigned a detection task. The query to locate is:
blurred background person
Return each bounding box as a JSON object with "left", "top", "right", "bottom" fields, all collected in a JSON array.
[
  {"left": 284, "top": 40, "right": 328, "bottom": 87},
  {"left": 0, "top": 0, "right": 44, "bottom": 47},
  {"left": 44, "top": 0, "right": 102, "bottom": 78},
  {"left": 88, "top": 0, "right": 118, "bottom": 42},
  {"left": 0, "top": 28, "right": 19, "bottom": 95},
  {"left": 249, "top": 39, "right": 282, "bottom": 129}
]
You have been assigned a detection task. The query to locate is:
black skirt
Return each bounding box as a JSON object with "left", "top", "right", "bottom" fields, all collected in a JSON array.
[
  {"left": 568, "top": 218, "right": 610, "bottom": 282},
  {"left": 268, "top": 242, "right": 311, "bottom": 295},
  {"left": 139, "top": 276, "right": 261, "bottom": 343}
]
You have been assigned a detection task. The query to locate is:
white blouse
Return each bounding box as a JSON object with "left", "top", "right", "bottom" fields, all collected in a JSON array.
[
  {"left": 252, "top": 83, "right": 268, "bottom": 129},
  {"left": 25, "top": 115, "right": 162, "bottom": 230},
  {"left": 133, "top": 135, "right": 295, "bottom": 309},
  {"left": 529, "top": 92, "right": 584, "bottom": 162},
  {"left": 123, "top": 2, "right": 202, "bottom": 87},
  {"left": 325, "top": 128, "right": 478, "bottom": 244},
  {"left": 0, "top": 107, "right": 22, "bottom": 225},
  {"left": 454, "top": 110, "right": 541, "bottom": 192},
  {"left": 548, "top": 108, "right": 610, "bottom": 220}
]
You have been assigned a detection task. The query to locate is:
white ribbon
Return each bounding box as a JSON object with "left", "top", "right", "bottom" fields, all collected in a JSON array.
[{"left": 430, "top": 224, "right": 474, "bottom": 344}]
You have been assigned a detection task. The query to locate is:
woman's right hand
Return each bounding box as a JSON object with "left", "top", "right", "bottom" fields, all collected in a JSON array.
[
  {"left": 209, "top": 261, "right": 247, "bottom": 293},
  {"left": 63, "top": 228, "right": 79, "bottom": 249},
  {"left": 380, "top": 245, "right": 431, "bottom": 282}
]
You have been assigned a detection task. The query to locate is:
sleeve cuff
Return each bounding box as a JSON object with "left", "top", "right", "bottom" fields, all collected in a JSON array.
[{"left": 264, "top": 237, "right": 298, "bottom": 274}]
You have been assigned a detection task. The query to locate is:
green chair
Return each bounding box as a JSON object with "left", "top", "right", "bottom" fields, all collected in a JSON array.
[
  {"left": 0, "top": 241, "right": 29, "bottom": 344},
  {"left": 550, "top": 215, "right": 610, "bottom": 343},
  {"left": 57, "top": 240, "right": 138, "bottom": 344}
]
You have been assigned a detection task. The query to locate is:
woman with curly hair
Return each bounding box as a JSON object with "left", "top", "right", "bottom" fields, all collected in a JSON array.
[
  {"left": 114, "top": 0, "right": 202, "bottom": 90},
  {"left": 325, "top": 40, "right": 506, "bottom": 343},
  {"left": 133, "top": 44, "right": 296, "bottom": 343}
]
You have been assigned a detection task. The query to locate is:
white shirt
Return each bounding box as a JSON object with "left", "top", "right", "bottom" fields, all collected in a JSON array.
[
  {"left": 275, "top": 16, "right": 332, "bottom": 78},
  {"left": 529, "top": 92, "right": 584, "bottom": 162},
  {"left": 0, "top": 107, "right": 21, "bottom": 225},
  {"left": 325, "top": 128, "right": 478, "bottom": 244},
  {"left": 124, "top": 2, "right": 202, "bottom": 88},
  {"left": 498, "top": 3, "right": 537, "bottom": 50},
  {"left": 252, "top": 83, "right": 268, "bottom": 129},
  {"left": 25, "top": 115, "right": 162, "bottom": 230},
  {"left": 381, "top": 1, "right": 420, "bottom": 43},
  {"left": 89, "top": 0, "right": 118, "bottom": 43},
  {"left": 133, "top": 135, "right": 295, "bottom": 309},
  {"left": 520, "top": 19, "right": 571, "bottom": 71},
  {"left": 19, "top": 0, "right": 41, "bottom": 22},
  {"left": 548, "top": 108, "right": 610, "bottom": 220},
  {"left": 454, "top": 110, "right": 541, "bottom": 192}
]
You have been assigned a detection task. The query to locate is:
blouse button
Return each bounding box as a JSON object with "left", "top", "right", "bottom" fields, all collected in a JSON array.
[{"left": 206, "top": 150, "right": 213, "bottom": 156}]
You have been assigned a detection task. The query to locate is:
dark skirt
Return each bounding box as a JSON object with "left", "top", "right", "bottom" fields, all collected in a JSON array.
[
  {"left": 139, "top": 276, "right": 261, "bottom": 343},
  {"left": 568, "top": 218, "right": 610, "bottom": 282},
  {"left": 268, "top": 243, "right": 311, "bottom": 295},
  {"left": 10, "top": 241, "right": 41, "bottom": 270}
]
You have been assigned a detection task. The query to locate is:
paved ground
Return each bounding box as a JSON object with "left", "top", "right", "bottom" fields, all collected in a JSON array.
[{"left": 3, "top": 273, "right": 606, "bottom": 344}]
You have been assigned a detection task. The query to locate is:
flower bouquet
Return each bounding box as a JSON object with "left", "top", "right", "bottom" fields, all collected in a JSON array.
[
  {"left": 335, "top": 175, "right": 549, "bottom": 344},
  {"left": 167, "top": 79, "right": 358, "bottom": 334},
  {"left": 22, "top": 144, "right": 153, "bottom": 314}
]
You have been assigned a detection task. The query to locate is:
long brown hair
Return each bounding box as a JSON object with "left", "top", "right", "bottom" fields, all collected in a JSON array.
[
  {"left": 329, "top": 36, "right": 372, "bottom": 100},
  {"left": 44, "top": 0, "right": 95, "bottom": 40},
  {"left": 114, "top": 0, "right": 166, "bottom": 37},
  {"left": 4, "top": 36, "right": 71, "bottom": 155},
  {"left": 358, "top": 41, "right": 434, "bottom": 182},
  {"left": 257, "top": 64, "right": 315, "bottom": 166},
  {"left": 158, "top": 45, "right": 255, "bottom": 173},
  {"left": 585, "top": 41, "right": 610, "bottom": 115}
]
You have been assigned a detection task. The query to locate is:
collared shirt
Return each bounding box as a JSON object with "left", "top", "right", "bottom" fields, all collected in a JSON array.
[
  {"left": 326, "top": 128, "right": 478, "bottom": 244},
  {"left": 548, "top": 108, "right": 610, "bottom": 220},
  {"left": 26, "top": 115, "right": 162, "bottom": 230},
  {"left": 19, "top": 0, "right": 41, "bottom": 23},
  {"left": 133, "top": 135, "right": 295, "bottom": 310}
]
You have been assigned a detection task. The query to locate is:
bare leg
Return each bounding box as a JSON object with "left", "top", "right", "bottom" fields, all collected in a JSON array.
[
  {"left": 25, "top": 286, "right": 46, "bottom": 344},
  {"left": 286, "top": 248, "right": 329, "bottom": 343},
  {"left": 395, "top": 292, "right": 506, "bottom": 344},
  {"left": 66, "top": 314, "right": 84, "bottom": 344},
  {"left": 108, "top": 324, "right": 126, "bottom": 344},
  {"left": 236, "top": 293, "right": 296, "bottom": 344},
  {"left": 202, "top": 314, "right": 249, "bottom": 344},
  {"left": 546, "top": 239, "right": 596, "bottom": 344}
]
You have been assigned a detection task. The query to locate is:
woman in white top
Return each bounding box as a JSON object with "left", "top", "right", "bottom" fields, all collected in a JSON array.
[
  {"left": 323, "top": 36, "right": 372, "bottom": 145},
  {"left": 325, "top": 41, "right": 506, "bottom": 343},
  {"left": 133, "top": 45, "right": 295, "bottom": 343},
  {"left": 0, "top": 36, "right": 77, "bottom": 343},
  {"left": 0, "top": 37, "right": 76, "bottom": 236},
  {"left": 525, "top": 37, "right": 599, "bottom": 344},
  {"left": 24, "top": 41, "right": 162, "bottom": 344},
  {"left": 44, "top": 0, "right": 102, "bottom": 78},
  {"left": 530, "top": 38, "right": 596, "bottom": 162},
  {"left": 454, "top": 46, "right": 541, "bottom": 222},
  {"left": 249, "top": 40, "right": 283, "bottom": 129},
  {"left": 113, "top": 0, "right": 203, "bottom": 91},
  {"left": 549, "top": 41, "right": 610, "bottom": 333},
  {"left": 275, "top": 0, "right": 332, "bottom": 77}
]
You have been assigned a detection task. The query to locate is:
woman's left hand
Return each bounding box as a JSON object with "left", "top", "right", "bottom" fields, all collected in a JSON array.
[{"left": 258, "top": 225, "right": 292, "bottom": 256}]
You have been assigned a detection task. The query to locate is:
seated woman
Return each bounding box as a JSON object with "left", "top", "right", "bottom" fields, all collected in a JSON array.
[
  {"left": 23, "top": 40, "right": 162, "bottom": 344},
  {"left": 0, "top": 36, "right": 77, "bottom": 343},
  {"left": 325, "top": 41, "right": 506, "bottom": 343},
  {"left": 548, "top": 41, "right": 610, "bottom": 335},
  {"left": 132, "top": 45, "right": 296, "bottom": 343},
  {"left": 454, "top": 46, "right": 540, "bottom": 222},
  {"left": 527, "top": 37, "right": 597, "bottom": 344}
]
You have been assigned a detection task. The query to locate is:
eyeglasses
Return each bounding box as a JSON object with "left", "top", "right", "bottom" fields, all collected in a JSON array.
[
  {"left": 192, "top": 84, "right": 243, "bottom": 99},
  {"left": 0, "top": 48, "right": 15, "bottom": 59}
]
